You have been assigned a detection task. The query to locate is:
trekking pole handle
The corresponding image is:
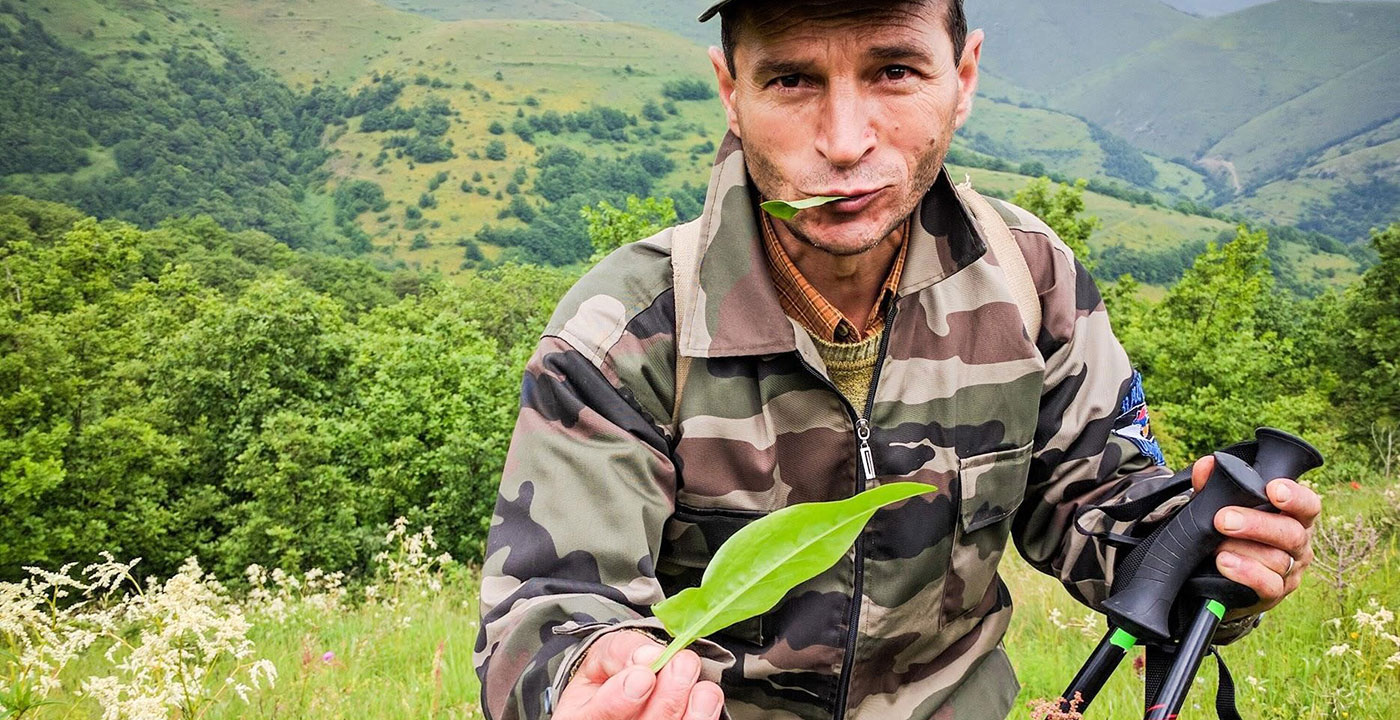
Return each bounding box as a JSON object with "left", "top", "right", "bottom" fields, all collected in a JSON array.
[{"left": 1101, "top": 451, "right": 1270, "bottom": 641}]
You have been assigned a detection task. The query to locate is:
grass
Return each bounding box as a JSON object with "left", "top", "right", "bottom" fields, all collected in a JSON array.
[
  {"left": 961, "top": 99, "right": 1112, "bottom": 184},
  {"left": 19, "top": 478, "right": 1398, "bottom": 719},
  {"left": 232, "top": 581, "right": 485, "bottom": 719},
  {"left": 183, "top": 0, "right": 436, "bottom": 89},
  {"left": 48, "top": 578, "right": 487, "bottom": 720}
]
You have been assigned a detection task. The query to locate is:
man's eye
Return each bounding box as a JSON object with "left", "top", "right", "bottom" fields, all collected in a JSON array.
[
  {"left": 883, "top": 66, "right": 912, "bottom": 81},
  {"left": 775, "top": 74, "right": 802, "bottom": 89}
]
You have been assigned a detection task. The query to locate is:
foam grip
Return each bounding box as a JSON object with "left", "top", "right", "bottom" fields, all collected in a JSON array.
[{"left": 1101, "top": 452, "right": 1269, "bottom": 641}]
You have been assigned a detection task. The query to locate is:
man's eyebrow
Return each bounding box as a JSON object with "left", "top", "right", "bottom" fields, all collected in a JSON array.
[
  {"left": 866, "top": 44, "right": 935, "bottom": 64},
  {"left": 750, "top": 57, "right": 813, "bottom": 79},
  {"left": 747, "top": 43, "right": 935, "bottom": 80}
]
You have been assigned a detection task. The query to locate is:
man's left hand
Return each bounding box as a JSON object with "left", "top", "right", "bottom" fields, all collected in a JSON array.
[{"left": 1190, "top": 455, "right": 1323, "bottom": 620}]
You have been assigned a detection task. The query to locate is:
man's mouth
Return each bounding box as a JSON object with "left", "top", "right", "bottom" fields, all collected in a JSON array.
[{"left": 813, "top": 187, "right": 886, "bottom": 214}]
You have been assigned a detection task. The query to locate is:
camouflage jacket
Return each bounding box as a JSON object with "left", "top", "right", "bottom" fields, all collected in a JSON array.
[{"left": 473, "top": 134, "right": 1189, "bottom": 720}]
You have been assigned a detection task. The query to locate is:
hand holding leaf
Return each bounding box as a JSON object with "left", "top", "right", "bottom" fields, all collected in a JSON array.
[{"left": 647, "top": 482, "right": 936, "bottom": 672}]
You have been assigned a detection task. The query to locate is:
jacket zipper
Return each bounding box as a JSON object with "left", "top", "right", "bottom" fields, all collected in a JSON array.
[{"left": 793, "top": 301, "right": 896, "bottom": 720}]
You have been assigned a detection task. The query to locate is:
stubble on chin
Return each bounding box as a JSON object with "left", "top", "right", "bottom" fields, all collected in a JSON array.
[{"left": 740, "top": 122, "right": 955, "bottom": 257}]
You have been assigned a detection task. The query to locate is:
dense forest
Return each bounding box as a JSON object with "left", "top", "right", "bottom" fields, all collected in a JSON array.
[
  {"left": 4, "top": 190, "right": 1398, "bottom": 582},
  {"left": 0, "top": 8, "right": 358, "bottom": 252},
  {"left": 0, "top": 194, "right": 578, "bottom": 578}
]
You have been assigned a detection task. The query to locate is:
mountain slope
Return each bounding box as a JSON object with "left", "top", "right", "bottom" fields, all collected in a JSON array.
[
  {"left": 1203, "top": 46, "right": 1400, "bottom": 188},
  {"left": 966, "top": 0, "right": 1196, "bottom": 93},
  {"left": 379, "top": 0, "right": 719, "bottom": 45},
  {"left": 1057, "top": 1, "right": 1400, "bottom": 165},
  {"left": 2, "top": 0, "right": 1371, "bottom": 286}
]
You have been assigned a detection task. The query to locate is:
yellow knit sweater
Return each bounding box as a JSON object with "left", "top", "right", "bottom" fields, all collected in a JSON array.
[{"left": 807, "top": 328, "right": 884, "bottom": 413}]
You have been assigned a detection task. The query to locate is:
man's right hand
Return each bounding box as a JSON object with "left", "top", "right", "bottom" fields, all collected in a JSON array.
[{"left": 553, "top": 630, "right": 726, "bottom": 720}]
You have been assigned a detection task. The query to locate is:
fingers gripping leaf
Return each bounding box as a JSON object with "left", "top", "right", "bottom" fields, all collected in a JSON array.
[{"left": 648, "top": 482, "right": 936, "bottom": 671}]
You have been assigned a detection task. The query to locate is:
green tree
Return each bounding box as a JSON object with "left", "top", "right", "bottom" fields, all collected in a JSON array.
[
  {"left": 1011, "top": 177, "right": 1100, "bottom": 270},
  {"left": 581, "top": 196, "right": 677, "bottom": 263},
  {"left": 1332, "top": 224, "right": 1400, "bottom": 428},
  {"left": 1110, "top": 226, "right": 1341, "bottom": 464}
]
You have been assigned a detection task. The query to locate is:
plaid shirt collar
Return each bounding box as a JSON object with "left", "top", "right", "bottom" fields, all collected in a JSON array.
[{"left": 758, "top": 207, "right": 910, "bottom": 344}]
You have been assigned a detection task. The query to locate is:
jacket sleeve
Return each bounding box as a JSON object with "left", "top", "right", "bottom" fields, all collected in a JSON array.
[
  {"left": 472, "top": 334, "right": 730, "bottom": 720},
  {"left": 1010, "top": 230, "right": 1182, "bottom": 610},
  {"left": 1009, "top": 238, "right": 1259, "bottom": 644}
]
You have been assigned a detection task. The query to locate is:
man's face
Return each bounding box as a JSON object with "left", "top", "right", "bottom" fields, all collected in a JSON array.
[{"left": 710, "top": 0, "right": 982, "bottom": 256}]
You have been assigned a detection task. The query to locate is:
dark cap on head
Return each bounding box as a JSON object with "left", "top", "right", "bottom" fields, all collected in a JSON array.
[{"left": 698, "top": 1, "right": 737, "bottom": 22}]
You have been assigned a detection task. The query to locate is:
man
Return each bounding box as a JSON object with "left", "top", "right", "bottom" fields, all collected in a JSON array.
[{"left": 472, "top": 2, "right": 1322, "bottom": 719}]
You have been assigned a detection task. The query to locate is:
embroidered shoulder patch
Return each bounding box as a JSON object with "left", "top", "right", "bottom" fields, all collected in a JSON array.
[{"left": 1112, "top": 371, "right": 1165, "bottom": 466}]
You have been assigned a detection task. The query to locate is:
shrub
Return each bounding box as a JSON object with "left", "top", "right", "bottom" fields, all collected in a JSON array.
[{"left": 662, "top": 78, "right": 714, "bottom": 101}]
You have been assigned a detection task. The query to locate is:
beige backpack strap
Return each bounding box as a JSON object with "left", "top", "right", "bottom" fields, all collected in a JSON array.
[
  {"left": 955, "top": 180, "right": 1043, "bottom": 343},
  {"left": 670, "top": 218, "right": 704, "bottom": 428}
]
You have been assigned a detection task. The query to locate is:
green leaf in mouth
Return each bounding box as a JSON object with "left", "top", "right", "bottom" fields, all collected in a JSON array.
[
  {"left": 759, "top": 195, "right": 851, "bottom": 221},
  {"left": 647, "top": 481, "right": 936, "bottom": 672}
]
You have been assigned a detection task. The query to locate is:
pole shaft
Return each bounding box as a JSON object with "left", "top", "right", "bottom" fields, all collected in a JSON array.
[
  {"left": 1144, "top": 600, "right": 1224, "bottom": 720},
  {"left": 1060, "top": 627, "right": 1134, "bottom": 713}
]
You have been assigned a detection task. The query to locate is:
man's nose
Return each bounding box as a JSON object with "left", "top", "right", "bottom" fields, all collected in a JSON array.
[{"left": 813, "top": 83, "right": 876, "bottom": 169}]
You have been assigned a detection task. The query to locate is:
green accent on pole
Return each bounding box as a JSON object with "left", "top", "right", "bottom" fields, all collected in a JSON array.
[
  {"left": 1206, "top": 600, "right": 1227, "bottom": 620},
  {"left": 1109, "top": 628, "right": 1137, "bottom": 650}
]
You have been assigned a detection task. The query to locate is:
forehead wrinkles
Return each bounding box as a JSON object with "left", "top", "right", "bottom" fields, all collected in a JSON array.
[{"left": 740, "top": 1, "right": 939, "bottom": 54}]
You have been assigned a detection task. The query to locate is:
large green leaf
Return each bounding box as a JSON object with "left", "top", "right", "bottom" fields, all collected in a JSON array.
[
  {"left": 759, "top": 195, "right": 850, "bottom": 220},
  {"left": 648, "top": 482, "right": 935, "bottom": 671}
]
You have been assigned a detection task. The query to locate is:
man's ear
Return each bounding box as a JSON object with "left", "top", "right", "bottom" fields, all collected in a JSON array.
[
  {"left": 952, "top": 29, "right": 984, "bottom": 131},
  {"left": 708, "top": 45, "right": 742, "bottom": 138}
]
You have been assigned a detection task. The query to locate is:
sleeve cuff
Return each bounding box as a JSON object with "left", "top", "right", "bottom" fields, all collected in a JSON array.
[{"left": 1213, "top": 611, "right": 1263, "bottom": 645}]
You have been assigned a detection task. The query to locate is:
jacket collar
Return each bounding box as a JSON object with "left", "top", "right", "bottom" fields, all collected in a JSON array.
[{"left": 676, "top": 132, "right": 987, "bottom": 359}]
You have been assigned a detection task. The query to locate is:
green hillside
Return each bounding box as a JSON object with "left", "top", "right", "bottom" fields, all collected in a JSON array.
[
  {"left": 967, "top": 0, "right": 1196, "bottom": 93},
  {"left": 951, "top": 163, "right": 1364, "bottom": 292},
  {"left": 185, "top": 0, "right": 436, "bottom": 88},
  {"left": 1058, "top": 1, "right": 1400, "bottom": 161},
  {"left": 380, "top": 0, "right": 720, "bottom": 46},
  {"left": 0, "top": 0, "right": 1376, "bottom": 287},
  {"left": 960, "top": 96, "right": 1211, "bottom": 200},
  {"left": 1205, "top": 46, "right": 1400, "bottom": 187},
  {"left": 1227, "top": 136, "right": 1400, "bottom": 241},
  {"left": 369, "top": 0, "right": 1400, "bottom": 242},
  {"left": 375, "top": 0, "right": 1219, "bottom": 205}
]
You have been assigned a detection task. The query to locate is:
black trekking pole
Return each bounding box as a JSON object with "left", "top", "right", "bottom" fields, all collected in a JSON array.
[
  {"left": 1138, "top": 430, "right": 1322, "bottom": 720},
  {"left": 1058, "top": 428, "right": 1323, "bottom": 717}
]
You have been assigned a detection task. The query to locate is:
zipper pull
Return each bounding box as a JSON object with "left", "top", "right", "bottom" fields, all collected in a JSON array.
[{"left": 856, "top": 417, "right": 876, "bottom": 481}]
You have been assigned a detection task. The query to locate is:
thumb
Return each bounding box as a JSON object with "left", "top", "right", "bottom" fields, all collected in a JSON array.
[
  {"left": 576, "top": 630, "right": 666, "bottom": 684},
  {"left": 572, "top": 666, "right": 656, "bottom": 720},
  {"left": 1191, "top": 454, "right": 1215, "bottom": 493}
]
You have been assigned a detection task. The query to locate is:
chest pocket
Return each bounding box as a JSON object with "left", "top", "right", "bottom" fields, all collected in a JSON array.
[
  {"left": 942, "top": 441, "right": 1032, "bottom": 625},
  {"left": 657, "top": 506, "right": 769, "bottom": 647}
]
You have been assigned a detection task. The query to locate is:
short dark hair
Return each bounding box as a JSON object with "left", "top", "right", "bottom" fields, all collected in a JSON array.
[{"left": 720, "top": 0, "right": 967, "bottom": 79}]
